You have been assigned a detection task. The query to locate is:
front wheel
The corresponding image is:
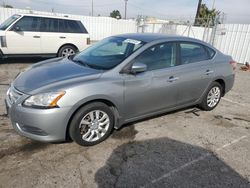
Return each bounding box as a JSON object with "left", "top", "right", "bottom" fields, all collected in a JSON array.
[
  {"left": 69, "top": 102, "right": 114, "bottom": 146},
  {"left": 199, "top": 82, "right": 222, "bottom": 111}
]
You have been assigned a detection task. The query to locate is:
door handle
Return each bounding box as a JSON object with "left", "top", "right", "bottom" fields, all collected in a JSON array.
[
  {"left": 60, "top": 36, "right": 66, "bottom": 39},
  {"left": 205, "top": 70, "right": 214, "bottom": 75},
  {"left": 168, "top": 76, "right": 179, "bottom": 82},
  {"left": 33, "top": 36, "right": 40, "bottom": 38}
]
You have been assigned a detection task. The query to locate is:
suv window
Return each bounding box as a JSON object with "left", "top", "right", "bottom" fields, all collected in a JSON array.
[
  {"left": 134, "top": 42, "right": 177, "bottom": 71},
  {"left": 180, "top": 42, "right": 209, "bottom": 64},
  {"left": 0, "top": 14, "right": 21, "bottom": 30},
  {"left": 12, "top": 16, "right": 40, "bottom": 32},
  {"left": 40, "top": 18, "right": 59, "bottom": 32},
  {"left": 77, "top": 21, "right": 88, "bottom": 33},
  {"left": 58, "top": 19, "right": 65, "bottom": 33},
  {"left": 65, "top": 20, "right": 82, "bottom": 33},
  {"left": 58, "top": 19, "right": 87, "bottom": 33}
]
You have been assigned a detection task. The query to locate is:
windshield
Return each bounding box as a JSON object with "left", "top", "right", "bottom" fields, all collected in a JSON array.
[
  {"left": 0, "top": 14, "right": 21, "bottom": 30},
  {"left": 72, "top": 36, "right": 145, "bottom": 70}
]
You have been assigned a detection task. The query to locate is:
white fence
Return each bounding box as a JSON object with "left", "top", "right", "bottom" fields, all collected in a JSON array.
[
  {"left": 214, "top": 24, "right": 250, "bottom": 64},
  {"left": 0, "top": 7, "right": 137, "bottom": 41},
  {"left": 0, "top": 7, "right": 250, "bottom": 64}
]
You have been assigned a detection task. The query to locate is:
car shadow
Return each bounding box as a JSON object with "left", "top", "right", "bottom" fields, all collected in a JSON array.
[
  {"left": 117, "top": 106, "right": 200, "bottom": 131},
  {"left": 95, "top": 137, "right": 249, "bottom": 187}
]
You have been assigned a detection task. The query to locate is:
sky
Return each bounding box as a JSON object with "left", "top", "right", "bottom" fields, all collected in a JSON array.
[{"left": 1, "top": 0, "right": 250, "bottom": 23}]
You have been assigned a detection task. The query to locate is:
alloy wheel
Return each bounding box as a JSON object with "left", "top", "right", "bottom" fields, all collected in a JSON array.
[
  {"left": 61, "top": 48, "right": 75, "bottom": 57},
  {"left": 207, "top": 86, "right": 221, "bottom": 108},
  {"left": 79, "top": 110, "right": 110, "bottom": 142}
]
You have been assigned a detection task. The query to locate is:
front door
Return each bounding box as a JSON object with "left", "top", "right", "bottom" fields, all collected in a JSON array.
[
  {"left": 5, "top": 16, "right": 41, "bottom": 54},
  {"left": 123, "top": 42, "right": 179, "bottom": 119}
]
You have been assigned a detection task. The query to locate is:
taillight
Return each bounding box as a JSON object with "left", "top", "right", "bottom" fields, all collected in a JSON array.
[
  {"left": 87, "top": 38, "right": 90, "bottom": 45},
  {"left": 229, "top": 60, "right": 237, "bottom": 73}
]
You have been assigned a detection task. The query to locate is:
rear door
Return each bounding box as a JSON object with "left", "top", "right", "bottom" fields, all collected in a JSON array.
[
  {"left": 62, "top": 19, "right": 89, "bottom": 51},
  {"left": 40, "top": 17, "right": 60, "bottom": 54},
  {"left": 40, "top": 18, "right": 89, "bottom": 54},
  {"left": 5, "top": 16, "right": 41, "bottom": 54},
  {"left": 174, "top": 42, "right": 215, "bottom": 106}
]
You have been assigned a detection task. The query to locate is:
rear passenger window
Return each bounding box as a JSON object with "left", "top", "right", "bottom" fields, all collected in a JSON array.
[
  {"left": 180, "top": 43, "right": 209, "bottom": 64},
  {"left": 58, "top": 19, "right": 65, "bottom": 33},
  {"left": 13, "top": 16, "right": 40, "bottom": 32},
  {"left": 40, "top": 18, "right": 59, "bottom": 32}
]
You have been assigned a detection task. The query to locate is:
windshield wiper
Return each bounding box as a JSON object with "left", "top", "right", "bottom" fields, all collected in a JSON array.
[
  {"left": 71, "top": 59, "right": 90, "bottom": 68},
  {"left": 71, "top": 58, "right": 108, "bottom": 70}
]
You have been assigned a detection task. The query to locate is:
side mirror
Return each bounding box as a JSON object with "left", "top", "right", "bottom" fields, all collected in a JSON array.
[
  {"left": 13, "top": 26, "right": 22, "bottom": 32},
  {"left": 131, "top": 62, "right": 147, "bottom": 74}
]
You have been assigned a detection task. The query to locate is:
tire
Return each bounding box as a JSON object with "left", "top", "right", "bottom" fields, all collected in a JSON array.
[
  {"left": 58, "top": 45, "right": 77, "bottom": 57},
  {"left": 69, "top": 102, "right": 114, "bottom": 146},
  {"left": 199, "top": 82, "right": 222, "bottom": 111}
]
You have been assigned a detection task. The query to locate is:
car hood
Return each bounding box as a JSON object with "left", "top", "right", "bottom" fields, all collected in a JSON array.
[{"left": 13, "top": 57, "right": 103, "bottom": 93}]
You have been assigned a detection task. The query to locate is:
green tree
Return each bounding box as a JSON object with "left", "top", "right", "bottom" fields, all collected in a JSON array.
[
  {"left": 195, "top": 4, "right": 220, "bottom": 26},
  {"left": 1, "top": 4, "right": 13, "bottom": 8},
  {"left": 110, "top": 10, "right": 122, "bottom": 19}
]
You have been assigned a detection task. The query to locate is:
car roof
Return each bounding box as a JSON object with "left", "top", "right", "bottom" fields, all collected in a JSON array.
[
  {"left": 15, "top": 13, "right": 80, "bottom": 21},
  {"left": 114, "top": 33, "right": 203, "bottom": 43}
]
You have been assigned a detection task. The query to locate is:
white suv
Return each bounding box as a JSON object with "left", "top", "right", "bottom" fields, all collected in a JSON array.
[{"left": 0, "top": 14, "right": 90, "bottom": 58}]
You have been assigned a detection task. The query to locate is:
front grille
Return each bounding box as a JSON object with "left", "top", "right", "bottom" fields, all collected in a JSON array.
[{"left": 7, "top": 87, "right": 23, "bottom": 105}]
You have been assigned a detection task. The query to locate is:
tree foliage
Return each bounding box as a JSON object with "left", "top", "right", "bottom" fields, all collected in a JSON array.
[
  {"left": 1, "top": 4, "right": 13, "bottom": 8},
  {"left": 195, "top": 4, "right": 220, "bottom": 26},
  {"left": 110, "top": 10, "right": 122, "bottom": 19}
]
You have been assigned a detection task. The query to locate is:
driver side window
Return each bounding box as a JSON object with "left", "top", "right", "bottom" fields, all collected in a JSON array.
[
  {"left": 12, "top": 16, "right": 40, "bottom": 32},
  {"left": 134, "top": 42, "right": 177, "bottom": 71}
]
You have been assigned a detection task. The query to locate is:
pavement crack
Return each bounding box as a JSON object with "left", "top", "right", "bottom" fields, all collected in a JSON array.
[
  {"left": 233, "top": 117, "right": 250, "bottom": 123},
  {"left": 79, "top": 164, "right": 85, "bottom": 187}
]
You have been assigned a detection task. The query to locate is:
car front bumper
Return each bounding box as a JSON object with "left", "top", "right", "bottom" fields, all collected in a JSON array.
[{"left": 6, "top": 97, "right": 71, "bottom": 142}]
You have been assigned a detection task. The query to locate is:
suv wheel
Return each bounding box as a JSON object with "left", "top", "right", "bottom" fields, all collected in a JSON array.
[
  {"left": 69, "top": 102, "right": 114, "bottom": 146},
  {"left": 199, "top": 82, "right": 222, "bottom": 111},
  {"left": 58, "top": 45, "right": 77, "bottom": 57}
]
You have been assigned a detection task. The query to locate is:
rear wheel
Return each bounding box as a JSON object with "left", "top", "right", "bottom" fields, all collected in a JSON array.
[
  {"left": 69, "top": 102, "right": 114, "bottom": 146},
  {"left": 199, "top": 82, "right": 222, "bottom": 111},
  {"left": 58, "top": 45, "right": 77, "bottom": 57}
]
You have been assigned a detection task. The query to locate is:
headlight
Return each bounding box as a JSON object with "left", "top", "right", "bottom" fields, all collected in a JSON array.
[{"left": 23, "top": 91, "right": 65, "bottom": 109}]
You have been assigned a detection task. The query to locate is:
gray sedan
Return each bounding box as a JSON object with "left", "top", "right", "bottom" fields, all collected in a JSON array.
[{"left": 5, "top": 33, "right": 236, "bottom": 146}]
